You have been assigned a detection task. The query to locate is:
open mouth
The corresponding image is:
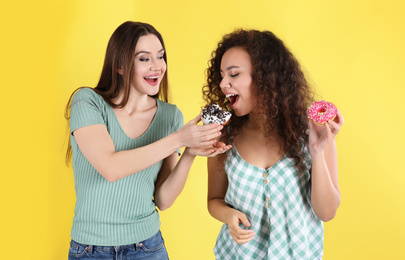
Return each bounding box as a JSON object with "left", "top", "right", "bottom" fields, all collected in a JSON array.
[
  {"left": 144, "top": 76, "right": 159, "bottom": 85},
  {"left": 226, "top": 94, "right": 239, "bottom": 106}
]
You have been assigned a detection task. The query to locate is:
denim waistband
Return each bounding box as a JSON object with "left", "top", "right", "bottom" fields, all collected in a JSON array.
[{"left": 70, "top": 240, "right": 145, "bottom": 253}]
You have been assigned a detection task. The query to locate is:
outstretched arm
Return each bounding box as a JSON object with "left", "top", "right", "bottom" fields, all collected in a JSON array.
[
  {"left": 154, "top": 140, "right": 232, "bottom": 211},
  {"left": 73, "top": 114, "right": 222, "bottom": 182}
]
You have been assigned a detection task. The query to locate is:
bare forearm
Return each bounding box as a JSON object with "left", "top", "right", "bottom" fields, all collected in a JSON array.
[
  {"left": 308, "top": 115, "right": 344, "bottom": 221},
  {"left": 94, "top": 132, "right": 182, "bottom": 182},
  {"left": 311, "top": 152, "right": 341, "bottom": 221},
  {"left": 154, "top": 149, "right": 196, "bottom": 210},
  {"left": 75, "top": 116, "right": 224, "bottom": 183},
  {"left": 208, "top": 198, "right": 236, "bottom": 224}
]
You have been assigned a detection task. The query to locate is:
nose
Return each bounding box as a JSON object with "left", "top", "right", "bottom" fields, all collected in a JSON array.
[
  {"left": 150, "top": 58, "right": 165, "bottom": 72},
  {"left": 220, "top": 77, "right": 231, "bottom": 89}
]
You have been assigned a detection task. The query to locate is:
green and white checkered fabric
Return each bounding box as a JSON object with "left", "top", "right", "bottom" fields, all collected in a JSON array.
[{"left": 213, "top": 146, "right": 324, "bottom": 260}]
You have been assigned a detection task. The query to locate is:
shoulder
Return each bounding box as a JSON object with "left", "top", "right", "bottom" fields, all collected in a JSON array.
[
  {"left": 157, "top": 99, "right": 183, "bottom": 118},
  {"left": 156, "top": 99, "right": 184, "bottom": 130},
  {"left": 69, "top": 88, "right": 107, "bottom": 132},
  {"left": 156, "top": 99, "right": 180, "bottom": 112},
  {"left": 72, "top": 87, "right": 101, "bottom": 101},
  {"left": 71, "top": 87, "right": 105, "bottom": 107}
]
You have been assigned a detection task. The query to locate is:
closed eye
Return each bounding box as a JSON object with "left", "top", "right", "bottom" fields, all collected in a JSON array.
[{"left": 230, "top": 73, "right": 239, "bottom": 78}]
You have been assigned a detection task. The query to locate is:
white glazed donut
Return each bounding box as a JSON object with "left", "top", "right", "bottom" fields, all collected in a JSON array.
[{"left": 201, "top": 104, "right": 232, "bottom": 125}]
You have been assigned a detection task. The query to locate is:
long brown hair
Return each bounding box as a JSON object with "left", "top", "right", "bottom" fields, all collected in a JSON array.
[
  {"left": 65, "top": 21, "right": 169, "bottom": 165},
  {"left": 203, "top": 29, "right": 314, "bottom": 173}
]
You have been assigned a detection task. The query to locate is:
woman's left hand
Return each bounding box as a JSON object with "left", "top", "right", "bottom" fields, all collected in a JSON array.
[
  {"left": 309, "top": 110, "right": 344, "bottom": 156},
  {"left": 184, "top": 141, "right": 232, "bottom": 157}
]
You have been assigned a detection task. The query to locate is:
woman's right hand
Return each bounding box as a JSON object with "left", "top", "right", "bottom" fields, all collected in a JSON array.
[
  {"left": 225, "top": 209, "right": 256, "bottom": 244},
  {"left": 176, "top": 113, "right": 223, "bottom": 148},
  {"left": 183, "top": 141, "right": 232, "bottom": 157}
]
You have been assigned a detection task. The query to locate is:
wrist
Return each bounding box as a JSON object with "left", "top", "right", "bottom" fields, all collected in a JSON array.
[
  {"left": 170, "top": 130, "right": 184, "bottom": 150},
  {"left": 310, "top": 150, "right": 324, "bottom": 162},
  {"left": 183, "top": 147, "right": 197, "bottom": 158}
]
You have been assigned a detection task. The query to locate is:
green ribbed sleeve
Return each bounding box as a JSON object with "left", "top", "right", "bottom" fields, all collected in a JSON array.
[{"left": 69, "top": 88, "right": 184, "bottom": 246}]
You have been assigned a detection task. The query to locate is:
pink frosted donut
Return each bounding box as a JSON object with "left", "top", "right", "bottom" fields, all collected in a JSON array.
[{"left": 307, "top": 100, "right": 337, "bottom": 125}]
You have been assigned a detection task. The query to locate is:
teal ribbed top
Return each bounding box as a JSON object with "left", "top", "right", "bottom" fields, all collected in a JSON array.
[{"left": 69, "top": 88, "right": 184, "bottom": 246}]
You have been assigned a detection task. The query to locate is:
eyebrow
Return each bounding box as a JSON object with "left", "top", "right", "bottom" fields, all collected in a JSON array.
[
  {"left": 220, "top": 65, "right": 240, "bottom": 72},
  {"left": 135, "top": 48, "right": 165, "bottom": 57}
]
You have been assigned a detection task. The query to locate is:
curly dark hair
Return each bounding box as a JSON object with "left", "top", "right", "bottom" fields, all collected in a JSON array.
[{"left": 202, "top": 29, "right": 314, "bottom": 173}]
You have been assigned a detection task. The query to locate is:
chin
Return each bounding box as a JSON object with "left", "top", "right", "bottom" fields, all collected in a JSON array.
[
  {"left": 233, "top": 110, "right": 248, "bottom": 117},
  {"left": 147, "top": 87, "right": 160, "bottom": 97},
  {"left": 233, "top": 105, "right": 255, "bottom": 118}
]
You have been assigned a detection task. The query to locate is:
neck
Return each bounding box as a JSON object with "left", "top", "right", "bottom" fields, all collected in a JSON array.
[
  {"left": 245, "top": 112, "right": 266, "bottom": 132},
  {"left": 244, "top": 112, "right": 281, "bottom": 146},
  {"left": 113, "top": 90, "right": 155, "bottom": 115}
]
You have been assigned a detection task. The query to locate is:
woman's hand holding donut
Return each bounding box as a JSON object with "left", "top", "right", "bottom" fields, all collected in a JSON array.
[
  {"left": 225, "top": 209, "right": 255, "bottom": 244},
  {"left": 176, "top": 113, "right": 224, "bottom": 148},
  {"left": 309, "top": 110, "right": 344, "bottom": 156}
]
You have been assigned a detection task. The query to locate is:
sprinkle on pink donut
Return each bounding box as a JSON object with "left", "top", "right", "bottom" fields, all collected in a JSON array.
[{"left": 307, "top": 100, "right": 337, "bottom": 125}]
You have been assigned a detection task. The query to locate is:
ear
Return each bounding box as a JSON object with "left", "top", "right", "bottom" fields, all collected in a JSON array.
[{"left": 116, "top": 67, "right": 124, "bottom": 75}]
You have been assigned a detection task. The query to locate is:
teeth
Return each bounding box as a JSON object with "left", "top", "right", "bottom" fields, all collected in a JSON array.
[
  {"left": 226, "top": 94, "right": 238, "bottom": 98},
  {"left": 145, "top": 76, "right": 158, "bottom": 79}
]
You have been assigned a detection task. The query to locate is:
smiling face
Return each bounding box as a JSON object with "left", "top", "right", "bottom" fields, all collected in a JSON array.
[
  {"left": 220, "top": 47, "right": 256, "bottom": 117},
  {"left": 131, "top": 34, "right": 167, "bottom": 97}
]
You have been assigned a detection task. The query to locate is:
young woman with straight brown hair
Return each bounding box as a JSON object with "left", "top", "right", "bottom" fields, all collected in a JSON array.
[{"left": 65, "top": 21, "right": 230, "bottom": 259}]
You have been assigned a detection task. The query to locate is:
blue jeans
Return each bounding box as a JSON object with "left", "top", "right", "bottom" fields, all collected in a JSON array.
[{"left": 68, "top": 231, "right": 169, "bottom": 260}]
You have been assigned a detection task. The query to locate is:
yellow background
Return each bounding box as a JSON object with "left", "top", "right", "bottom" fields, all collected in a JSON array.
[{"left": 1, "top": 0, "right": 404, "bottom": 259}]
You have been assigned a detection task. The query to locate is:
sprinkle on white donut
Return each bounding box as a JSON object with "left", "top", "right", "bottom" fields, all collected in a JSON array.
[{"left": 201, "top": 104, "right": 232, "bottom": 125}]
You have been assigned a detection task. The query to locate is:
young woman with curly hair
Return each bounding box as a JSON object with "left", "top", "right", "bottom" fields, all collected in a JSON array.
[{"left": 204, "top": 29, "right": 344, "bottom": 259}]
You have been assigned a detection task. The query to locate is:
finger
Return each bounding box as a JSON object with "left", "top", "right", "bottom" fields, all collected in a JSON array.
[
  {"left": 221, "top": 145, "right": 233, "bottom": 152},
  {"left": 198, "top": 140, "right": 229, "bottom": 150},
  {"left": 193, "top": 139, "right": 218, "bottom": 148},
  {"left": 229, "top": 226, "right": 255, "bottom": 237},
  {"left": 230, "top": 230, "right": 255, "bottom": 244},
  {"left": 203, "top": 148, "right": 229, "bottom": 157},
  {"left": 205, "top": 145, "right": 232, "bottom": 157},
  {"left": 229, "top": 230, "right": 256, "bottom": 242},
  {"left": 327, "top": 119, "right": 341, "bottom": 134},
  {"left": 336, "top": 110, "right": 344, "bottom": 125},
  {"left": 214, "top": 142, "right": 227, "bottom": 148},
  {"left": 308, "top": 119, "right": 320, "bottom": 128},
  {"left": 192, "top": 148, "right": 216, "bottom": 156},
  {"left": 200, "top": 131, "right": 222, "bottom": 142},
  {"left": 229, "top": 226, "right": 256, "bottom": 244},
  {"left": 197, "top": 123, "right": 222, "bottom": 133},
  {"left": 233, "top": 236, "right": 255, "bottom": 245},
  {"left": 197, "top": 144, "right": 219, "bottom": 150},
  {"left": 187, "top": 113, "right": 202, "bottom": 125},
  {"left": 324, "top": 121, "right": 334, "bottom": 140},
  {"left": 307, "top": 120, "right": 320, "bottom": 135},
  {"left": 190, "top": 127, "right": 222, "bottom": 144},
  {"left": 239, "top": 214, "right": 251, "bottom": 228},
  {"left": 215, "top": 145, "right": 232, "bottom": 154}
]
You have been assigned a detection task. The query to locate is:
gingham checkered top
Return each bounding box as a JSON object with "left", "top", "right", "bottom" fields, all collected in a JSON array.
[{"left": 213, "top": 146, "right": 324, "bottom": 260}]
